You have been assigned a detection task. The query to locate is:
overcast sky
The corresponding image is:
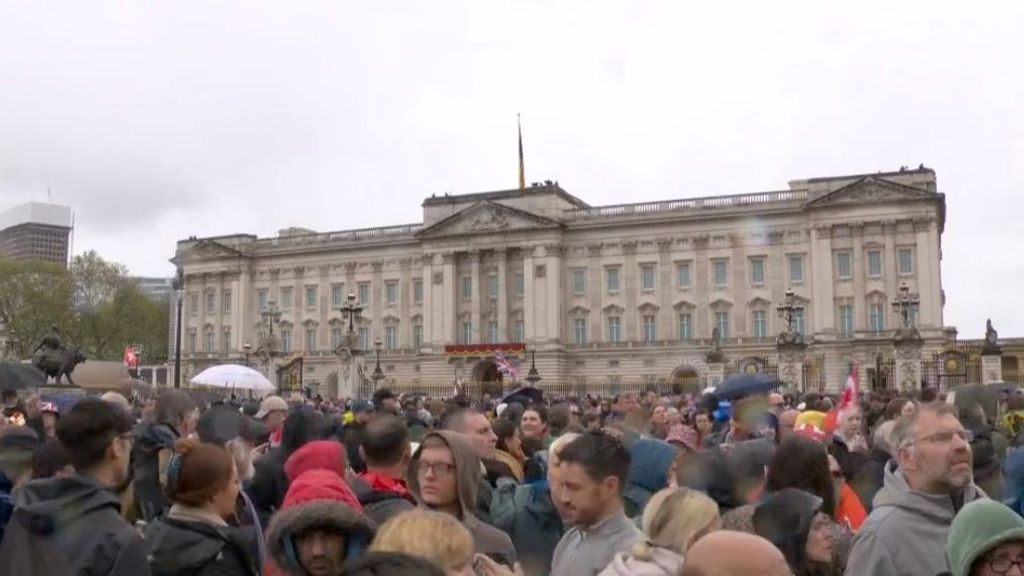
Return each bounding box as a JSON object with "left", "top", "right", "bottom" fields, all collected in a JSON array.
[{"left": 1, "top": 1, "right": 1021, "bottom": 338}]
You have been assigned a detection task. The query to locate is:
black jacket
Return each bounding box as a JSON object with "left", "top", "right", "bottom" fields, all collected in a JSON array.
[
  {"left": 0, "top": 475, "right": 152, "bottom": 575},
  {"left": 145, "top": 516, "right": 259, "bottom": 576},
  {"left": 246, "top": 446, "right": 289, "bottom": 527},
  {"left": 132, "top": 421, "right": 180, "bottom": 522}
]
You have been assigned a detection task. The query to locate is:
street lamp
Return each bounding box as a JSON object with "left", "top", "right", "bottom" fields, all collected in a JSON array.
[
  {"left": 525, "top": 350, "right": 542, "bottom": 386},
  {"left": 338, "top": 293, "right": 363, "bottom": 335},
  {"left": 243, "top": 342, "right": 252, "bottom": 366},
  {"left": 261, "top": 301, "right": 283, "bottom": 336},
  {"left": 372, "top": 338, "right": 384, "bottom": 390},
  {"left": 776, "top": 288, "right": 804, "bottom": 334},
  {"left": 172, "top": 269, "right": 185, "bottom": 388},
  {"left": 892, "top": 282, "right": 920, "bottom": 329}
]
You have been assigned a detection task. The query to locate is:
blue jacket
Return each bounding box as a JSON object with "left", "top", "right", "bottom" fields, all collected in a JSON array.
[
  {"left": 624, "top": 439, "right": 676, "bottom": 519},
  {"left": 491, "top": 478, "right": 565, "bottom": 576}
]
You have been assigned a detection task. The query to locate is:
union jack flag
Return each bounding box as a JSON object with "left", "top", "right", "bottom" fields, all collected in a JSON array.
[{"left": 494, "top": 352, "right": 519, "bottom": 380}]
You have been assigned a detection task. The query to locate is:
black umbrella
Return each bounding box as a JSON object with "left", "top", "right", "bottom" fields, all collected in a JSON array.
[
  {"left": 502, "top": 386, "right": 543, "bottom": 406},
  {"left": 0, "top": 362, "right": 47, "bottom": 391},
  {"left": 712, "top": 373, "right": 781, "bottom": 401}
]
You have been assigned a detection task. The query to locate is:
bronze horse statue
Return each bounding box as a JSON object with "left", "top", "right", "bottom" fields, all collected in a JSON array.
[{"left": 32, "top": 347, "right": 87, "bottom": 386}]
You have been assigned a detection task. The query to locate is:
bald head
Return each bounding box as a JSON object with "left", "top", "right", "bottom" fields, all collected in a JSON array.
[{"left": 681, "top": 531, "right": 790, "bottom": 576}]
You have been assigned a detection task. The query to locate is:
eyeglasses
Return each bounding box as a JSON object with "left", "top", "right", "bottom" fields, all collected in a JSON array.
[
  {"left": 417, "top": 461, "right": 455, "bottom": 478},
  {"left": 984, "top": 555, "right": 1024, "bottom": 574},
  {"left": 904, "top": 429, "right": 974, "bottom": 448}
]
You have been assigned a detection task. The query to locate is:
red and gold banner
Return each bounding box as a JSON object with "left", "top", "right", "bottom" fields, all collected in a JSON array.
[{"left": 444, "top": 343, "right": 526, "bottom": 356}]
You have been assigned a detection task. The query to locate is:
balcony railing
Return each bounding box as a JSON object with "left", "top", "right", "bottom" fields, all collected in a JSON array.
[
  {"left": 253, "top": 223, "right": 423, "bottom": 250},
  {"left": 564, "top": 189, "right": 808, "bottom": 220}
]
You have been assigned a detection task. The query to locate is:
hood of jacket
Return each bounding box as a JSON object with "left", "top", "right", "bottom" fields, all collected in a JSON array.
[
  {"left": 284, "top": 440, "right": 347, "bottom": 483},
  {"left": 874, "top": 460, "right": 986, "bottom": 523},
  {"left": 13, "top": 475, "right": 123, "bottom": 536},
  {"left": 601, "top": 548, "right": 685, "bottom": 576},
  {"left": 947, "top": 499, "right": 1024, "bottom": 576},
  {"left": 144, "top": 516, "right": 255, "bottom": 576},
  {"left": 752, "top": 488, "right": 823, "bottom": 571},
  {"left": 267, "top": 470, "right": 375, "bottom": 573},
  {"left": 627, "top": 439, "right": 676, "bottom": 493},
  {"left": 407, "top": 430, "right": 481, "bottom": 527},
  {"left": 133, "top": 421, "right": 179, "bottom": 455}
]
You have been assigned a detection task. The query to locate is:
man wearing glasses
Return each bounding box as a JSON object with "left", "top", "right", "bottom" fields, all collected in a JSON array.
[
  {"left": 845, "top": 402, "right": 984, "bottom": 576},
  {"left": 407, "top": 431, "right": 516, "bottom": 568}
]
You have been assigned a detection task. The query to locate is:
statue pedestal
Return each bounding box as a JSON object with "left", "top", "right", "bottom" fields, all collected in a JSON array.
[
  {"left": 706, "top": 363, "right": 725, "bottom": 388},
  {"left": 894, "top": 338, "right": 923, "bottom": 391},
  {"left": 982, "top": 353, "right": 1004, "bottom": 385},
  {"left": 777, "top": 345, "right": 805, "bottom": 391}
]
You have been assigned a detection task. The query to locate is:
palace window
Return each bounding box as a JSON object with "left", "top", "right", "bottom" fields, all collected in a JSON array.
[
  {"left": 678, "top": 313, "right": 693, "bottom": 341},
  {"left": 677, "top": 263, "right": 691, "bottom": 288}
]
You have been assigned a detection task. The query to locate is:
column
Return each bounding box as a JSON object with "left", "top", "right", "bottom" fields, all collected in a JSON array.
[
  {"left": 421, "top": 253, "right": 436, "bottom": 351},
  {"left": 496, "top": 249, "right": 508, "bottom": 340},
  {"left": 441, "top": 252, "right": 456, "bottom": 345},
  {"left": 914, "top": 218, "right": 938, "bottom": 329},
  {"left": 545, "top": 244, "right": 563, "bottom": 346},
  {"left": 778, "top": 343, "right": 807, "bottom": 391},
  {"left": 894, "top": 337, "right": 923, "bottom": 391},
  {"left": 810, "top": 226, "right": 835, "bottom": 334},
  {"left": 982, "top": 332, "right": 1004, "bottom": 385},
  {"left": 470, "top": 250, "right": 481, "bottom": 343},
  {"left": 523, "top": 246, "right": 536, "bottom": 342}
]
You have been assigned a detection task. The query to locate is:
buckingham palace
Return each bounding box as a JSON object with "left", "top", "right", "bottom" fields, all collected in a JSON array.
[{"left": 171, "top": 167, "right": 947, "bottom": 397}]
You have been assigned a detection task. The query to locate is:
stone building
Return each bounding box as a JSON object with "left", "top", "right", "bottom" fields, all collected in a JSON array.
[{"left": 171, "top": 167, "right": 946, "bottom": 397}]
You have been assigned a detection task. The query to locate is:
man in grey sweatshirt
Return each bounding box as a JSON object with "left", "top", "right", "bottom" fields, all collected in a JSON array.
[
  {"left": 550, "top": 432, "right": 643, "bottom": 576},
  {"left": 844, "top": 402, "right": 985, "bottom": 576}
]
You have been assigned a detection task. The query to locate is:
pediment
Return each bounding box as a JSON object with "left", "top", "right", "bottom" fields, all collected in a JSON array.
[
  {"left": 568, "top": 305, "right": 591, "bottom": 316},
  {"left": 637, "top": 301, "right": 660, "bottom": 313},
  {"left": 416, "top": 201, "right": 562, "bottom": 239},
  {"left": 672, "top": 298, "right": 696, "bottom": 311},
  {"left": 806, "top": 176, "right": 936, "bottom": 208},
  {"left": 172, "top": 239, "right": 244, "bottom": 265},
  {"left": 602, "top": 303, "right": 625, "bottom": 315}
]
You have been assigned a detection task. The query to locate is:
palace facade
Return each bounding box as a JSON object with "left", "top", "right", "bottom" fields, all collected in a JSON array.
[{"left": 171, "top": 167, "right": 947, "bottom": 396}]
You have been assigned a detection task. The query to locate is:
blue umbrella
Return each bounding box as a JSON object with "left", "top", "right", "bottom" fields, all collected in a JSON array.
[{"left": 712, "top": 373, "right": 781, "bottom": 401}]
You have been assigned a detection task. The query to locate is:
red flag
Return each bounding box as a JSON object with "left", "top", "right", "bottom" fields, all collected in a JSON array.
[
  {"left": 123, "top": 345, "right": 138, "bottom": 368},
  {"left": 825, "top": 366, "right": 860, "bottom": 434}
]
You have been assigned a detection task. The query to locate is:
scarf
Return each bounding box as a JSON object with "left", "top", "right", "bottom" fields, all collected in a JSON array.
[{"left": 494, "top": 449, "right": 525, "bottom": 483}]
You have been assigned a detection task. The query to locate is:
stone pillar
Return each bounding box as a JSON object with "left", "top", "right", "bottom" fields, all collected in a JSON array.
[
  {"left": 982, "top": 352, "right": 1004, "bottom": 385},
  {"left": 894, "top": 339, "right": 923, "bottom": 391},
  {"left": 470, "top": 250, "right": 481, "bottom": 343},
  {"left": 496, "top": 249, "right": 508, "bottom": 340},
  {"left": 706, "top": 362, "right": 725, "bottom": 388},
  {"left": 778, "top": 343, "right": 806, "bottom": 391}
]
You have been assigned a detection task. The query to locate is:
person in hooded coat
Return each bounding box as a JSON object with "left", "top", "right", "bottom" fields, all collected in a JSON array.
[
  {"left": 945, "top": 499, "right": 1024, "bottom": 576},
  {"left": 623, "top": 439, "right": 677, "bottom": 520},
  {"left": 408, "top": 430, "right": 517, "bottom": 566},
  {"left": 132, "top": 390, "right": 198, "bottom": 522},
  {"left": 144, "top": 439, "right": 259, "bottom": 576},
  {"left": 753, "top": 489, "right": 834, "bottom": 576},
  {"left": 247, "top": 410, "right": 330, "bottom": 525},
  {"left": 266, "top": 469, "right": 376, "bottom": 576}
]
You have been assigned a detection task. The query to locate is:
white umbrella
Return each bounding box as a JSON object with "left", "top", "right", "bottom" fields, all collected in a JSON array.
[{"left": 190, "top": 364, "right": 275, "bottom": 392}]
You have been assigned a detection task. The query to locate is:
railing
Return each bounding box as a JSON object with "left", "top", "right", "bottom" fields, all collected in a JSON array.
[
  {"left": 564, "top": 189, "right": 808, "bottom": 220},
  {"left": 253, "top": 224, "right": 423, "bottom": 250}
]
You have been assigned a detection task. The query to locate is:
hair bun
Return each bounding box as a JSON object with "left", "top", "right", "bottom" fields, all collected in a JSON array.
[{"left": 173, "top": 438, "right": 198, "bottom": 456}]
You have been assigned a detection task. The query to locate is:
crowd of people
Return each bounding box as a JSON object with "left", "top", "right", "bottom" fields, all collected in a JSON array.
[{"left": 1, "top": 381, "right": 1024, "bottom": 575}]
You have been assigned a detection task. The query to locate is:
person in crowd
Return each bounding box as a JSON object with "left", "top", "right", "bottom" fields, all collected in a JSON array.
[
  {"left": 0, "top": 398, "right": 150, "bottom": 575},
  {"left": 29, "top": 400, "right": 59, "bottom": 440},
  {"left": 266, "top": 468, "right": 376, "bottom": 576},
  {"left": 664, "top": 424, "right": 699, "bottom": 478},
  {"left": 144, "top": 439, "right": 259, "bottom": 576},
  {"left": 100, "top": 390, "right": 132, "bottom": 412},
  {"left": 402, "top": 397, "right": 432, "bottom": 442},
  {"left": 704, "top": 396, "right": 763, "bottom": 449},
  {"left": 769, "top": 393, "right": 786, "bottom": 415},
  {"left": 845, "top": 402, "right": 985, "bottom": 576},
  {"left": 754, "top": 488, "right": 834, "bottom": 576},
  {"left": 550, "top": 431, "right": 643, "bottom": 576},
  {"left": 343, "top": 399, "right": 376, "bottom": 473},
  {"left": 780, "top": 408, "right": 801, "bottom": 439},
  {"left": 31, "top": 437, "right": 73, "bottom": 480},
  {"left": 132, "top": 389, "right": 199, "bottom": 522},
  {"left": 723, "top": 436, "right": 836, "bottom": 533},
  {"left": 599, "top": 487, "right": 720, "bottom": 576},
  {"left": 487, "top": 418, "right": 526, "bottom": 484},
  {"left": 612, "top": 394, "right": 641, "bottom": 422},
  {"left": 441, "top": 407, "right": 499, "bottom": 522},
  {"left": 945, "top": 499, "right": 1024, "bottom": 576},
  {"left": 349, "top": 415, "right": 416, "bottom": 525},
  {"left": 0, "top": 426, "right": 39, "bottom": 542},
  {"left": 254, "top": 395, "right": 289, "bottom": 451},
  {"left": 962, "top": 402, "right": 1009, "bottom": 499},
  {"left": 848, "top": 419, "right": 897, "bottom": 513},
  {"left": 680, "top": 531, "right": 792, "bottom": 576},
  {"left": 196, "top": 403, "right": 269, "bottom": 569},
  {"left": 693, "top": 409, "right": 714, "bottom": 448},
  {"left": 490, "top": 432, "right": 579, "bottom": 576},
  {"left": 829, "top": 453, "right": 866, "bottom": 531},
  {"left": 407, "top": 431, "right": 516, "bottom": 566},
  {"left": 623, "top": 438, "right": 677, "bottom": 519},
  {"left": 834, "top": 406, "right": 868, "bottom": 453},
  {"left": 520, "top": 405, "right": 552, "bottom": 455},
  {"left": 883, "top": 397, "right": 916, "bottom": 422},
  {"left": 648, "top": 404, "right": 670, "bottom": 440},
  {"left": 342, "top": 551, "right": 446, "bottom": 576},
  {"left": 371, "top": 509, "right": 477, "bottom": 576},
  {"left": 248, "top": 410, "right": 330, "bottom": 525},
  {"left": 373, "top": 388, "right": 402, "bottom": 416},
  {"left": 548, "top": 403, "right": 573, "bottom": 438}
]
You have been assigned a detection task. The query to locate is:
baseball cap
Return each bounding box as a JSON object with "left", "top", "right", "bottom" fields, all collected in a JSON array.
[{"left": 255, "top": 395, "right": 288, "bottom": 419}]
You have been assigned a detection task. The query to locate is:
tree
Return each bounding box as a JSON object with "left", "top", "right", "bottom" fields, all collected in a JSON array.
[{"left": 0, "top": 258, "right": 75, "bottom": 356}]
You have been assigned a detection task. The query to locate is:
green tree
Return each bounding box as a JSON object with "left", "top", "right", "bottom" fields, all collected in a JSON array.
[{"left": 0, "top": 258, "right": 75, "bottom": 356}]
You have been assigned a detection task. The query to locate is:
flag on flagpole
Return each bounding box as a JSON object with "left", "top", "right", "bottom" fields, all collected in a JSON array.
[
  {"left": 123, "top": 345, "right": 138, "bottom": 369},
  {"left": 495, "top": 352, "right": 520, "bottom": 380},
  {"left": 825, "top": 364, "right": 860, "bottom": 434},
  {"left": 517, "top": 114, "right": 525, "bottom": 191}
]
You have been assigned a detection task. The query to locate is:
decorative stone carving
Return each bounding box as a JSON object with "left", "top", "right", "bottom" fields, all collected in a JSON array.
[
  {"left": 535, "top": 264, "right": 546, "bottom": 279},
  {"left": 692, "top": 235, "right": 710, "bottom": 249},
  {"left": 343, "top": 262, "right": 357, "bottom": 273},
  {"left": 587, "top": 244, "right": 603, "bottom": 256},
  {"left": 622, "top": 240, "right": 638, "bottom": 254},
  {"left": 371, "top": 261, "right": 384, "bottom": 272},
  {"left": 432, "top": 272, "right": 444, "bottom": 285},
  {"left": 468, "top": 205, "right": 510, "bottom": 231},
  {"left": 656, "top": 238, "right": 673, "bottom": 252}
]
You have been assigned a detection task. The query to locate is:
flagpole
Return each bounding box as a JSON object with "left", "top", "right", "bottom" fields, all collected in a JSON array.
[{"left": 517, "top": 113, "right": 525, "bottom": 191}]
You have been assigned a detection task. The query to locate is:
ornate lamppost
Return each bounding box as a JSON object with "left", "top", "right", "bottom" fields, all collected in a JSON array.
[
  {"left": 243, "top": 342, "right": 252, "bottom": 367},
  {"left": 338, "top": 292, "right": 363, "bottom": 336},
  {"left": 891, "top": 282, "right": 920, "bottom": 332},
  {"left": 372, "top": 338, "right": 384, "bottom": 391},
  {"left": 172, "top": 269, "right": 185, "bottom": 388},
  {"left": 257, "top": 301, "right": 283, "bottom": 379},
  {"left": 891, "top": 282, "right": 923, "bottom": 391},
  {"left": 776, "top": 288, "right": 807, "bottom": 390},
  {"left": 776, "top": 288, "right": 805, "bottom": 346},
  {"left": 525, "top": 350, "right": 542, "bottom": 386}
]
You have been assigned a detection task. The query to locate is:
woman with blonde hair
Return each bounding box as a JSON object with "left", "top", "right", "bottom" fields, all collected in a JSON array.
[
  {"left": 599, "top": 487, "right": 720, "bottom": 576},
  {"left": 370, "top": 509, "right": 476, "bottom": 576}
]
